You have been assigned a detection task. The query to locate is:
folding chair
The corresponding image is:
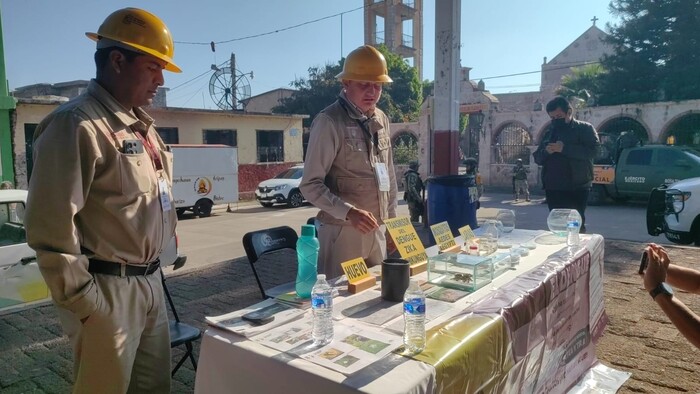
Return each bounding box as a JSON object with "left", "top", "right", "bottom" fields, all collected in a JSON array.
[
  {"left": 306, "top": 216, "right": 319, "bottom": 237},
  {"left": 242, "top": 226, "right": 299, "bottom": 299},
  {"left": 161, "top": 265, "right": 202, "bottom": 376}
]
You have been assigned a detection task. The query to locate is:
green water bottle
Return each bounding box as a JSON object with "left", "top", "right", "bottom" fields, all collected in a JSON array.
[{"left": 295, "top": 224, "right": 319, "bottom": 298}]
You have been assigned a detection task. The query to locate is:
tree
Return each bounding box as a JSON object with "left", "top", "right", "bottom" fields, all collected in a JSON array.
[
  {"left": 556, "top": 63, "right": 605, "bottom": 107},
  {"left": 273, "top": 45, "right": 423, "bottom": 126},
  {"left": 597, "top": 0, "right": 700, "bottom": 105}
]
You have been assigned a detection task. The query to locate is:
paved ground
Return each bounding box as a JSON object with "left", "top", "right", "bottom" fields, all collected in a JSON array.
[{"left": 2, "top": 214, "right": 700, "bottom": 392}]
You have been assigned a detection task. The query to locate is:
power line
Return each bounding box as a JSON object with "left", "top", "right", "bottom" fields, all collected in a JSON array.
[
  {"left": 472, "top": 61, "right": 602, "bottom": 81},
  {"left": 175, "top": 5, "right": 365, "bottom": 46}
]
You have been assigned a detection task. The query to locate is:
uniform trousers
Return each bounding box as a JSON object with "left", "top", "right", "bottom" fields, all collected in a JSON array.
[
  {"left": 56, "top": 270, "right": 170, "bottom": 394},
  {"left": 318, "top": 223, "right": 387, "bottom": 279}
]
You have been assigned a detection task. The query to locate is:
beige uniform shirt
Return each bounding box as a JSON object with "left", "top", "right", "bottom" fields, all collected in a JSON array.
[
  {"left": 300, "top": 92, "right": 398, "bottom": 225},
  {"left": 25, "top": 80, "right": 177, "bottom": 320}
]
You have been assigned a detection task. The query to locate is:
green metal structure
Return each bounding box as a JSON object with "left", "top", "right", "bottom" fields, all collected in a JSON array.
[{"left": 0, "top": 5, "right": 16, "bottom": 185}]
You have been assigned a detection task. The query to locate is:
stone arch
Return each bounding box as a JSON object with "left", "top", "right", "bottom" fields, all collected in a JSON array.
[
  {"left": 595, "top": 116, "right": 650, "bottom": 164},
  {"left": 392, "top": 130, "right": 419, "bottom": 164},
  {"left": 659, "top": 110, "right": 700, "bottom": 148},
  {"left": 492, "top": 121, "right": 533, "bottom": 165}
]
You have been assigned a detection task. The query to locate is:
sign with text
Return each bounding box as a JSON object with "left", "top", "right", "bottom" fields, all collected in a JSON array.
[
  {"left": 458, "top": 225, "right": 476, "bottom": 241},
  {"left": 593, "top": 165, "right": 615, "bottom": 184},
  {"left": 341, "top": 257, "right": 371, "bottom": 284},
  {"left": 430, "top": 221, "right": 457, "bottom": 251},
  {"left": 384, "top": 216, "right": 428, "bottom": 266}
]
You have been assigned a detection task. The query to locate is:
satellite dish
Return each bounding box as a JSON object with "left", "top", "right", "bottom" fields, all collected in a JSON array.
[{"left": 208, "top": 67, "right": 251, "bottom": 110}]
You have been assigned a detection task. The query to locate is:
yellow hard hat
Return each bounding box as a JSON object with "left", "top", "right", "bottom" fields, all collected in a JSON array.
[
  {"left": 86, "top": 8, "right": 181, "bottom": 73},
  {"left": 336, "top": 45, "right": 392, "bottom": 83}
]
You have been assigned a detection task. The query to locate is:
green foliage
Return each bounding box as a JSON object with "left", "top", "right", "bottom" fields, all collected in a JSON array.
[
  {"left": 272, "top": 45, "right": 423, "bottom": 126},
  {"left": 392, "top": 134, "right": 419, "bottom": 164},
  {"left": 598, "top": 0, "right": 700, "bottom": 105},
  {"left": 556, "top": 64, "right": 606, "bottom": 107}
]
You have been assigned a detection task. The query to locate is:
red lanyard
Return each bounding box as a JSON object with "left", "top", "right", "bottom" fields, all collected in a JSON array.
[{"left": 132, "top": 127, "right": 163, "bottom": 171}]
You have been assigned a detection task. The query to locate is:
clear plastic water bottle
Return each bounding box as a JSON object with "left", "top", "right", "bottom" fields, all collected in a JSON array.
[
  {"left": 295, "top": 224, "right": 319, "bottom": 298},
  {"left": 403, "top": 279, "right": 426, "bottom": 354},
  {"left": 311, "top": 274, "right": 333, "bottom": 346},
  {"left": 566, "top": 209, "right": 582, "bottom": 247}
]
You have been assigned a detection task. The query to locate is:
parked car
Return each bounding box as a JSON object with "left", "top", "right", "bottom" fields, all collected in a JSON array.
[
  {"left": 0, "top": 189, "right": 50, "bottom": 314},
  {"left": 647, "top": 177, "right": 700, "bottom": 246},
  {"left": 255, "top": 165, "right": 306, "bottom": 208}
]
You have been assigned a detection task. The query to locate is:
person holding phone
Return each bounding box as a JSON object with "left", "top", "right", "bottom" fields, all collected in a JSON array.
[
  {"left": 640, "top": 243, "right": 700, "bottom": 350},
  {"left": 25, "top": 8, "right": 179, "bottom": 393},
  {"left": 533, "top": 96, "right": 599, "bottom": 232}
]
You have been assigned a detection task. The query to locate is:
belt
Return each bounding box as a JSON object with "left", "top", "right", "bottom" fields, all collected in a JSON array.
[{"left": 88, "top": 259, "right": 161, "bottom": 277}]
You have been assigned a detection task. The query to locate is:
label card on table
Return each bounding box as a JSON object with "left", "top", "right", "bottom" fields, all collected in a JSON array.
[
  {"left": 459, "top": 225, "right": 476, "bottom": 241},
  {"left": 341, "top": 257, "right": 371, "bottom": 283},
  {"left": 430, "top": 221, "right": 457, "bottom": 251},
  {"left": 384, "top": 217, "right": 428, "bottom": 273},
  {"left": 341, "top": 257, "right": 376, "bottom": 293}
]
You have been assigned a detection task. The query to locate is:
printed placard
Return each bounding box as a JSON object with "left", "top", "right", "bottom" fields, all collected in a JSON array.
[
  {"left": 459, "top": 225, "right": 476, "bottom": 241},
  {"left": 384, "top": 216, "right": 428, "bottom": 266},
  {"left": 341, "top": 257, "right": 371, "bottom": 284},
  {"left": 430, "top": 221, "right": 457, "bottom": 251}
]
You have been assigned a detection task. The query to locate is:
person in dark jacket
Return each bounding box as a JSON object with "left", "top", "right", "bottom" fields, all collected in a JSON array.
[
  {"left": 512, "top": 158, "right": 530, "bottom": 201},
  {"left": 533, "top": 96, "right": 599, "bottom": 232}
]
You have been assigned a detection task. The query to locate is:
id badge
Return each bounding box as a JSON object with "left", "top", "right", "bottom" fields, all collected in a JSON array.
[
  {"left": 158, "top": 177, "right": 172, "bottom": 212},
  {"left": 374, "top": 162, "right": 390, "bottom": 192}
]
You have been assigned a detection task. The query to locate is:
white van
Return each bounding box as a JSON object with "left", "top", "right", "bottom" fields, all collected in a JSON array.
[{"left": 170, "top": 145, "right": 239, "bottom": 218}]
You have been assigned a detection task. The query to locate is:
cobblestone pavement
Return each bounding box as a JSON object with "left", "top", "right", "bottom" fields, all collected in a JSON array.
[{"left": 2, "top": 230, "right": 699, "bottom": 393}]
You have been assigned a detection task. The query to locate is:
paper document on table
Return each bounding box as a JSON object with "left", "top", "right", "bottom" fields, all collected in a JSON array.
[
  {"left": 205, "top": 299, "right": 306, "bottom": 338},
  {"left": 333, "top": 290, "right": 404, "bottom": 326},
  {"left": 253, "top": 320, "right": 403, "bottom": 375}
]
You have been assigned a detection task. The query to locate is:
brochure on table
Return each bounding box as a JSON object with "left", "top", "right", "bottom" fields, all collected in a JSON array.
[
  {"left": 205, "top": 299, "right": 306, "bottom": 338},
  {"left": 251, "top": 318, "right": 403, "bottom": 375}
]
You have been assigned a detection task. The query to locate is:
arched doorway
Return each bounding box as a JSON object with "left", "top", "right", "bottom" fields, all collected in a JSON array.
[
  {"left": 663, "top": 113, "right": 700, "bottom": 149},
  {"left": 492, "top": 122, "right": 532, "bottom": 165},
  {"left": 596, "top": 116, "right": 648, "bottom": 164},
  {"left": 392, "top": 131, "right": 419, "bottom": 164}
]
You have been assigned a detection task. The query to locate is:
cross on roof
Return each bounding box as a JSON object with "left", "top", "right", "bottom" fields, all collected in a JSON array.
[{"left": 591, "top": 16, "right": 599, "bottom": 26}]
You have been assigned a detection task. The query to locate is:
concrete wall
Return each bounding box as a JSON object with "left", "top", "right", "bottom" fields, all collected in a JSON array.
[{"left": 12, "top": 101, "right": 305, "bottom": 196}]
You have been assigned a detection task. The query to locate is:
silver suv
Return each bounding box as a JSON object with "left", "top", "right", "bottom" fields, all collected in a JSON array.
[{"left": 255, "top": 165, "right": 305, "bottom": 208}]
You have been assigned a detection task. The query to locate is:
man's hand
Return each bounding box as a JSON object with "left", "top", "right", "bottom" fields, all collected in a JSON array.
[
  {"left": 545, "top": 141, "right": 564, "bottom": 154},
  {"left": 643, "top": 243, "right": 670, "bottom": 292},
  {"left": 387, "top": 233, "right": 397, "bottom": 254},
  {"left": 346, "top": 208, "right": 379, "bottom": 234}
]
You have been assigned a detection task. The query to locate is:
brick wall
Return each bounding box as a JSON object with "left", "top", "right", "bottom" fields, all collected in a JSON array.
[{"left": 238, "top": 163, "right": 295, "bottom": 200}]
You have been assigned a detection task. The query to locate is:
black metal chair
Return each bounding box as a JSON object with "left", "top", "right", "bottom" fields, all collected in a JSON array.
[
  {"left": 160, "top": 260, "right": 202, "bottom": 376},
  {"left": 242, "top": 226, "right": 299, "bottom": 299}
]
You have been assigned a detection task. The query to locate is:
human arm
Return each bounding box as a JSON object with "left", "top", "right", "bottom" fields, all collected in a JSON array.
[
  {"left": 25, "top": 112, "right": 101, "bottom": 321},
  {"left": 562, "top": 123, "right": 600, "bottom": 161},
  {"left": 642, "top": 243, "right": 700, "bottom": 349},
  {"left": 645, "top": 244, "right": 700, "bottom": 294},
  {"left": 299, "top": 113, "right": 354, "bottom": 220}
]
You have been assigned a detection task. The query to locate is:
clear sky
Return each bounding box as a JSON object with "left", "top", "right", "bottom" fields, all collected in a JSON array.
[{"left": 1, "top": 0, "right": 616, "bottom": 109}]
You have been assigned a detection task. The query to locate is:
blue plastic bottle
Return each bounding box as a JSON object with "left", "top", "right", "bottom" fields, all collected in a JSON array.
[{"left": 295, "top": 224, "right": 319, "bottom": 298}]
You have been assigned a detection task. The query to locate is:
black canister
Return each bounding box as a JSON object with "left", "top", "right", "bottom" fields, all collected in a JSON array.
[{"left": 381, "top": 258, "right": 410, "bottom": 302}]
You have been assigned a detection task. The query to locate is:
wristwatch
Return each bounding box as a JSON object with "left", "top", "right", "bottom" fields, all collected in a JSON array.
[{"left": 649, "top": 282, "right": 673, "bottom": 300}]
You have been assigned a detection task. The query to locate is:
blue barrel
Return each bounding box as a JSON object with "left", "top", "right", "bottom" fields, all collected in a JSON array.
[{"left": 426, "top": 175, "right": 478, "bottom": 244}]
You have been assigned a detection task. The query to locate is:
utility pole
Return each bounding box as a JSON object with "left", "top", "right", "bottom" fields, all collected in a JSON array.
[
  {"left": 0, "top": 5, "right": 16, "bottom": 184},
  {"left": 231, "top": 53, "right": 237, "bottom": 111}
]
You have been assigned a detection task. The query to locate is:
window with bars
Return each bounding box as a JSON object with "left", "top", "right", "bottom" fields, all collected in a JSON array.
[
  {"left": 203, "top": 129, "right": 237, "bottom": 146},
  {"left": 257, "top": 130, "right": 284, "bottom": 163},
  {"left": 156, "top": 127, "right": 179, "bottom": 145},
  {"left": 492, "top": 123, "right": 532, "bottom": 165}
]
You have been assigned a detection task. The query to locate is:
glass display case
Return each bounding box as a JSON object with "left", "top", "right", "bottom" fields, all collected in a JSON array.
[
  {"left": 491, "top": 252, "right": 512, "bottom": 278},
  {"left": 427, "top": 253, "right": 493, "bottom": 292}
]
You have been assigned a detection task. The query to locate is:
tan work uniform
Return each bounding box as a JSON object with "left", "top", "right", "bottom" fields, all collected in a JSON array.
[
  {"left": 300, "top": 92, "right": 398, "bottom": 279},
  {"left": 25, "top": 80, "right": 176, "bottom": 394}
]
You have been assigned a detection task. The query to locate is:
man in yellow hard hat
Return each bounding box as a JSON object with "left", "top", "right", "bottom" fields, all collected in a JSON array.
[
  {"left": 26, "top": 8, "right": 179, "bottom": 393},
  {"left": 300, "top": 45, "right": 398, "bottom": 279}
]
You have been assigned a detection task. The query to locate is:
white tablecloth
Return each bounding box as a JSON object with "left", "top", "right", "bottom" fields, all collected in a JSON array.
[{"left": 194, "top": 230, "right": 605, "bottom": 394}]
